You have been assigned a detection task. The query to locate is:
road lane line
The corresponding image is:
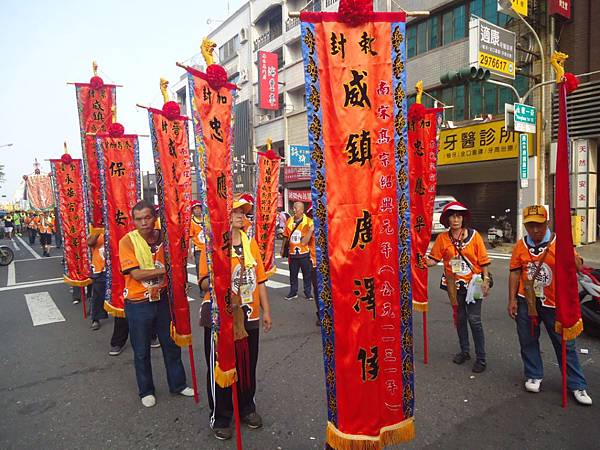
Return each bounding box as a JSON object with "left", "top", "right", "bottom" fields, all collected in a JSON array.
[
  {"left": 0, "top": 278, "right": 63, "bottom": 292},
  {"left": 7, "top": 261, "right": 16, "bottom": 286},
  {"left": 16, "top": 235, "right": 41, "bottom": 259},
  {"left": 12, "top": 240, "right": 20, "bottom": 251},
  {"left": 267, "top": 280, "right": 289, "bottom": 289},
  {"left": 24, "top": 292, "right": 66, "bottom": 326},
  {"left": 15, "top": 256, "right": 62, "bottom": 263}
]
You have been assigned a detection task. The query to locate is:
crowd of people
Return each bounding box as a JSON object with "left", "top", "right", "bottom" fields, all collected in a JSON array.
[{"left": 0, "top": 210, "right": 58, "bottom": 256}]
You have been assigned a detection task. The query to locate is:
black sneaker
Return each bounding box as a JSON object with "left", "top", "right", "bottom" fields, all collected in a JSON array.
[
  {"left": 72, "top": 299, "right": 80, "bottom": 305},
  {"left": 150, "top": 337, "right": 160, "bottom": 348},
  {"left": 452, "top": 352, "right": 471, "bottom": 365},
  {"left": 284, "top": 293, "right": 298, "bottom": 300},
  {"left": 241, "top": 412, "right": 263, "bottom": 429},
  {"left": 91, "top": 321, "right": 100, "bottom": 331},
  {"left": 109, "top": 344, "right": 125, "bottom": 356},
  {"left": 213, "top": 427, "right": 232, "bottom": 440},
  {"left": 305, "top": 295, "right": 314, "bottom": 302},
  {"left": 472, "top": 360, "right": 487, "bottom": 373}
]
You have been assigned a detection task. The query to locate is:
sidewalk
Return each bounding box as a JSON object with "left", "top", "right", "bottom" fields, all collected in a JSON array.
[{"left": 486, "top": 240, "right": 600, "bottom": 266}]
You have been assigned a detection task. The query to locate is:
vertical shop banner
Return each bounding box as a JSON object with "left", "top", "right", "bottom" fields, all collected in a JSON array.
[
  {"left": 301, "top": 7, "right": 415, "bottom": 448},
  {"left": 148, "top": 108, "right": 194, "bottom": 346},
  {"left": 408, "top": 109, "right": 442, "bottom": 312},
  {"left": 75, "top": 81, "right": 117, "bottom": 226},
  {"left": 25, "top": 173, "right": 55, "bottom": 210},
  {"left": 96, "top": 134, "right": 140, "bottom": 317},
  {"left": 256, "top": 152, "right": 280, "bottom": 276},
  {"left": 50, "top": 158, "right": 92, "bottom": 287},
  {"left": 186, "top": 66, "right": 238, "bottom": 386},
  {"left": 258, "top": 51, "right": 279, "bottom": 110}
]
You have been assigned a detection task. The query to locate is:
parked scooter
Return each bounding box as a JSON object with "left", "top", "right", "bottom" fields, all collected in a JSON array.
[
  {"left": 487, "top": 209, "right": 513, "bottom": 247},
  {"left": 578, "top": 266, "right": 600, "bottom": 336},
  {"left": 0, "top": 245, "right": 14, "bottom": 266}
]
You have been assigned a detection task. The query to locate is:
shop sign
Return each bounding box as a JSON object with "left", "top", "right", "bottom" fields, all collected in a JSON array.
[
  {"left": 258, "top": 51, "right": 279, "bottom": 110},
  {"left": 288, "top": 190, "right": 311, "bottom": 202},
  {"left": 438, "top": 120, "right": 533, "bottom": 166},
  {"left": 284, "top": 165, "right": 311, "bottom": 183},
  {"left": 469, "top": 16, "right": 516, "bottom": 79},
  {"left": 289, "top": 145, "right": 310, "bottom": 167},
  {"left": 548, "top": 0, "right": 571, "bottom": 20},
  {"left": 514, "top": 103, "right": 536, "bottom": 134}
]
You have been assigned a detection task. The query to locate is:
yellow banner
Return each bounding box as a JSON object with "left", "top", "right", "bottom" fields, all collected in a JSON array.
[
  {"left": 511, "top": 0, "right": 528, "bottom": 17},
  {"left": 438, "top": 120, "right": 533, "bottom": 166}
]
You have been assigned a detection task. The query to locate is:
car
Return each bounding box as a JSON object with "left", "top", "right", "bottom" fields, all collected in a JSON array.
[{"left": 431, "top": 195, "right": 457, "bottom": 236}]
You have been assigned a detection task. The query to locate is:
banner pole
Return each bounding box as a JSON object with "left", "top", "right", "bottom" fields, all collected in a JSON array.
[
  {"left": 232, "top": 380, "right": 244, "bottom": 450},
  {"left": 80, "top": 286, "right": 87, "bottom": 320},
  {"left": 423, "top": 311, "right": 428, "bottom": 365},
  {"left": 188, "top": 344, "right": 200, "bottom": 404},
  {"left": 561, "top": 338, "right": 567, "bottom": 408}
]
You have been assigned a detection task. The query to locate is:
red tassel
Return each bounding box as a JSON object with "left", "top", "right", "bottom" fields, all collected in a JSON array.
[
  {"left": 338, "top": 0, "right": 373, "bottom": 26},
  {"left": 530, "top": 316, "right": 538, "bottom": 337},
  {"left": 408, "top": 103, "right": 426, "bottom": 122},
  {"left": 235, "top": 338, "right": 251, "bottom": 392},
  {"left": 452, "top": 304, "right": 458, "bottom": 329},
  {"left": 563, "top": 72, "right": 579, "bottom": 95}
]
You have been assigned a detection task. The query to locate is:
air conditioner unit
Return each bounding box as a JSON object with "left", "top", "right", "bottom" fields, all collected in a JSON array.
[{"left": 239, "top": 27, "right": 248, "bottom": 43}]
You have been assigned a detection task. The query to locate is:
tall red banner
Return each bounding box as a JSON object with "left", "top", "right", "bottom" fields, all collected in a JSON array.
[
  {"left": 256, "top": 152, "right": 280, "bottom": 276},
  {"left": 187, "top": 67, "right": 237, "bottom": 386},
  {"left": 50, "top": 158, "right": 92, "bottom": 287},
  {"left": 302, "top": 9, "right": 415, "bottom": 448},
  {"left": 258, "top": 51, "right": 279, "bottom": 110},
  {"left": 75, "top": 82, "right": 117, "bottom": 226},
  {"left": 555, "top": 81, "right": 582, "bottom": 339},
  {"left": 96, "top": 134, "right": 140, "bottom": 317},
  {"left": 148, "top": 108, "right": 194, "bottom": 347},
  {"left": 25, "top": 173, "right": 55, "bottom": 210},
  {"left": 408, "top": 109, "right": 441, "bottom": 312}
]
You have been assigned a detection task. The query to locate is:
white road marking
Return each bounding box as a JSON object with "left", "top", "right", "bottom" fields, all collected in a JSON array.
[
  {"left": 7, "top": 261, "right": 16, "bottom": 286},
  {"left": 16, "top": 235, "right": 41, "bottom": 259},
  {"left": 0, "top": 278, "right": 63, "bottom": 292},
  {"left": 266, "top": 280, "right": 289, "bottom": 289},
  {"left": 24, "top": 292, "right": 66, "bottom": 326},
  {"left": 274, "top": 268, "right": 302, "bottom": 279},
  {"left": 12, "top": 240, "right": 20, "bottom": 251},
  {"left": 15, "top": 255, "right": 62, "bottom": 263}
]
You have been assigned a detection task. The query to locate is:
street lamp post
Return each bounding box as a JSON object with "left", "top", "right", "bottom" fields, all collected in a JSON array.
[{"left": 0, "top": 143, "right": 14, "bottom": 149}]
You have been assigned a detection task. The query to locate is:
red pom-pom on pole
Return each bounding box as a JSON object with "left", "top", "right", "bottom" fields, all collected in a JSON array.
[
  {"left": 162, "top": 101, "right": 181, "bottom": 120},
  {"left": 108, "top": 122, "right": 125, "bottom": 138},
  {"left": 563, "top": 72, "right": 579, "bottom": 95},
  {"left": 61, "top": 153, "right": 73, "bottom": 165},
  {"left": 408, "top": 103, "right": 427, "bottom": 122},
  {"left": 338, "top": 0, "right": 373, "bottom": 26},
  {"left": 89, "top": 76, "right": 104, "bottom": 90},
  {"left": 206, "top": 64, "right": 228, "bottom": 90}
]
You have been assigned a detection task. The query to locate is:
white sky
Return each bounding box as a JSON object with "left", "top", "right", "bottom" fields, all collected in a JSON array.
[{"left": 0, "top": 0, "right": 244, "bottom": 202}]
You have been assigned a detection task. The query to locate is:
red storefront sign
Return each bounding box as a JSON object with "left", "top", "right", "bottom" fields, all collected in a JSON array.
[
  {"left": 284, "top": 165, "right": 311, "bottom": 183},
  {"left": 548, "top": 0, "right": 571, "bottom": 19},
  {"left": 288, "top": 190, "right": 311, "bottom": 203},
  {"left": 258, "top": 51, "right": 279, "bottom": 110}
]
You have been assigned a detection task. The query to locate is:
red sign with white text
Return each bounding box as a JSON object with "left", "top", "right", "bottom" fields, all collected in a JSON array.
[
  {"left": 548, "top": 0, "right": 571, "bottom": 19},
  {"left": 284, "top": 166, "right": 311, "bottom": 183},
  {"left": 288, "top": 190, "right": 311, "bottom": 203},
  {"left": 258, "top": 51, "right": 279, "bottom": 110}
]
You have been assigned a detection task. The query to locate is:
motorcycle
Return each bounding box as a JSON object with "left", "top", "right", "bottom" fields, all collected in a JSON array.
[
  {"left": 578, "top": 266, "right": 600, "bottom": 336},
  {"left": 487, "top": 209, "right": 513, "bottom": 248},
  {"left": 0, "top": 245, "right": 14, "bottom": 266}
]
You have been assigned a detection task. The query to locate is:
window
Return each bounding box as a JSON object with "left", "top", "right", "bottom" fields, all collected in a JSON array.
[
  {"left": 484, "top": 0, "right": 499, "bottom": 25},
  {"left": 483, "top": 83, "right": 497, "bottom": 115},
  {"left": 469, "top": 83, "right": 483, "bottom": 117},
  {"left": 454, "top": 85, "right": 465, "bottom": 119},
  {"left": 429, "top": 16, "right": 440, "bottom": 50},
  {"left": 470, "top": 0, "right": 483, "bottom": 18},
  {"left": 219, "top": 35, "right": 240, "bottom": 63},
  {"left": 407, "top": 26, "right": 416, "bottom": 58},
  {"left": 441, "top": 87, "right": 454, "bottom": 121},
  {"left": 442, "top": 10, "right": 453, "bottom": 46},
  {"left": 416, "top": 21, "right": 427, "bottom": 55},
  {"left": 453, "top": 5, "right": 466, "bottom": 41}
]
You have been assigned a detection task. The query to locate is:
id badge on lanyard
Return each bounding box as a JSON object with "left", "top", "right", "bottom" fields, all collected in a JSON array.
[
  {"left": 240, "top": 283, "right": 253, "bottom": 305},
  {"left": 533, "top": 280, "right": 544, "bottom": 298},
  {"left": 450, "top": 258, "right": 463, "bottom": 274}
]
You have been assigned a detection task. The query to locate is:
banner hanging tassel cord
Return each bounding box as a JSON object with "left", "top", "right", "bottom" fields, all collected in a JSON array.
[
  {"left": 423, "top": 312, "right": 428, "bottom": 365},
  {"left": 562, "top": 338, "right": 567, "bottom": 408},
  {"left": 232, "top": 381, "right": 244, "bottom": 450},
  {"left": 188, "top": 345, "right": 199, "bottom": 404},
  {"left": 80, "top": 286, "right": 87, "bottom": 320}
]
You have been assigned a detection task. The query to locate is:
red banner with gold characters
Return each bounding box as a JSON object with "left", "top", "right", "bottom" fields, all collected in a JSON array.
[
  {"left": 186, "top": 65, "right": 238, "bottom": 387},
  {"left": 302, "top": 4, "right": 415, "bottom": 448},
  {"left": 25, "top": 173, "right": 55, "bottom": 210},
  {"left": 96, "top": 133, "right": 140, "bottom": 317},
  {"left": 75, "top": 79, "right": 117, "bottom": 226},
  {"left": 256, "top": 151, "right": 280, "bottom": 276},
  {"left": 408, "top": 109, "right": 441, "bottom": 312},
  {"left": 148, "top": 107, "right": 194, "bottom": 347},
  {"left": 50, "top": 157, "right": 92, "bottom": 287}
]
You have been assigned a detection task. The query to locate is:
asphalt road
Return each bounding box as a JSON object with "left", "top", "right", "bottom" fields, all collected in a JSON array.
[{"left": 0, "top": 235, "right": 598, "bottom": 450}]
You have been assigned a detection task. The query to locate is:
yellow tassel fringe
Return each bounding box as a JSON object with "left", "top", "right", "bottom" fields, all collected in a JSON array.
[
  {"left": 555, "top": 318, "right": 583, "bottom": 340},
  {"left": 214, "top": 362, "right": 237, "bottom": 388},
  {"left": 170, "top": 322, "right": 192, "bottom": 347},
  {"left": 266, "top": 266, "right": 277, "bottom": 278},
  {"left": 412, "top": 301, "right": 428, "bottom": 312},
  {"left": 103, "top": 300, "right": 125, "bottom": 318},
  {"left": 63, "top": 276, "right": 92, "bottom": 287},
  {"left": 326, "top": 418, "right": 415, "bottom": 450}
]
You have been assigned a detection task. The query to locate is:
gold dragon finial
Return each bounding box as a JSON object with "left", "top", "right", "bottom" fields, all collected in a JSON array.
[
  {"left": 266, "top": 138, "right": 272, "bottom": 151},
  {"left": 551, "top": 51, "right": 569, "bottom": 84},
  {"left": 92, "top": 60, "right": 98, "bottom": 76},
  {"left": 63, "top": 141, "right": 68, "bottom": 154},
  {"left": 160, "top": 78, "right": 169, "bottom": 103},
  {"left": 201, "top": 37, "right": 217, "bottom": 66},
  {"left": 415, "top": 80, "right": 424, "bottom": 105}
]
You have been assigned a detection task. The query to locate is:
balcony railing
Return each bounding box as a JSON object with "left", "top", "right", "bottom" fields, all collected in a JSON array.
[
  {"left": 254, "top": 25, "right": 283, "bottom": 51},
  {"left": 286, "top": 17, "right": 300, "bottom": 31}
]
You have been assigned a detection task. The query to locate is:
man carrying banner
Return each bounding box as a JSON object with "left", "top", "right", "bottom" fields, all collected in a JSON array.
[
  {"left": 87, "top": 226, "right": 108, "bottom": 330},
  {"left": 38, "top": 212, "right": 54, "bottom": 257},
  {"left": 119, "top": 200, "right": 194, "bottom": 407},
  {"left": 282, "top": 201, "right": 313, "bottom": 301},
  {"left": 199, "top": 195, "right": 272, "bottom": 440},
  {"left": 508, "top": 205, "right": 592, "bottom": 405}
]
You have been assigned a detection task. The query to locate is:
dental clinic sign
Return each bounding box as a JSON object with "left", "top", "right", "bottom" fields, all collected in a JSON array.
[{"left": 469, "top": 15, "right": 516, "bottom": 79}]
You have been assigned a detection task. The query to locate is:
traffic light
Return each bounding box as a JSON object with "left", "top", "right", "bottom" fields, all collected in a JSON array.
[{"left": 440, "top": 67, "right": 491, "bottom": 86}]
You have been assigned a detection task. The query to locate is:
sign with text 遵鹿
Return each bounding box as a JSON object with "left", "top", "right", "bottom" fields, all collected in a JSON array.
[
  {"left": 469, "top": 16, "right": 516, "bottom": 79},
  {"left": 439, "top": 120, "right": 533, "bottom": 166}
]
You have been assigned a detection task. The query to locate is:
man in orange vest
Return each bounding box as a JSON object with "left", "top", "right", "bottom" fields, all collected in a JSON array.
[
  {"left": 282, "top": 201, "right": 314, "bottom": 301},
  {"left": 38, "top": 212, "right": 55, "bottom": 257}
]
